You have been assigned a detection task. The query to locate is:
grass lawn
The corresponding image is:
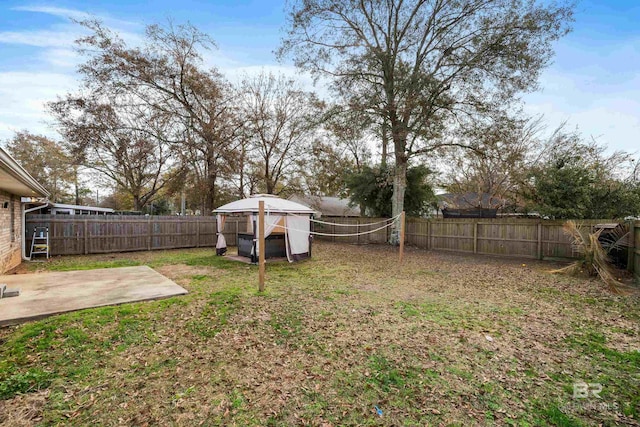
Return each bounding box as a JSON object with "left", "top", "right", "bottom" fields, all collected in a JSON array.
[{"left": 1, "top": 242, "right": 638, "bottom": 426}]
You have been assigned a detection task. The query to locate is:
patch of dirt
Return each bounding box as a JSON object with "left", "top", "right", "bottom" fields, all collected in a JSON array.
[
  {"left": 4, "top": 263, "right": 32, "bottom": 275},
  {"left": 0, "top": 390, "right": 49, "bottom": 426},
  {"left": 154, "top": 264, "right": 213, "bottom": 283}
]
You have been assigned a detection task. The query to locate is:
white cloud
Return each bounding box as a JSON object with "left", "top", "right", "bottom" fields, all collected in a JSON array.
[
  {"left": 12, "top": 5, "right": 141, "bottom": 29},
  {"left": 0, "top": 29, "right": 79, "bottom": 48},
  {"left": 13, "top": 5, "right": 93, "bottom": 22},
  {"left": 523, "top": 37, "right": 640, "bottom": 154},
  {"left": 2, "top": 6, "right": 145, "bottom": 51},
  {"left": 0, "top": 71, "right": 77, "bottom": 140},
  {"left": 40, "top": 48, "right": 81, "bottom": 69},
  {"left": 0, "top": 5, "right": 149, "bottom": 140},
  {"left": 200, "top": 48, "right": 243, "bottom": 71},
  {"left": 524, "top": 99, "right": 640, "bottom": 154}
]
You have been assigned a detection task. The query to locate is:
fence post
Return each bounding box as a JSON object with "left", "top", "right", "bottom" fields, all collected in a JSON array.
[
  {"left": 473, "top": 222, "right": 478, "bottom": 254},
  {"left": 537, "top": 222, "right": 543, "bottom": 260},
  {"left": 356, "top": 219, "right": 360, "bottom": 245},
  {"left": 627, "top": 220, "right": 635, "bottom": 273},
  {"left": 196, "top": 219, "right": 200, "bottom": 248},
  {"left": 84, "top": 219, "right": 89, "bottom": 255},
  {"left": 426, "top": 220, "right": 430, "bottom": 250},
  {"left": 147, "top": 217, "right": 152, "bottom": 251}
]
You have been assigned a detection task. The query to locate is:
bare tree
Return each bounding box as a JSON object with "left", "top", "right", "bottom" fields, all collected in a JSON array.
[
  {"left": 50, "top": 95, "right": 176, "bottom": 211},
  {"left": 443, "top": 114, "right": 544, "bottom": 209},
  {"left": 74, "top": 21, "right": 242, "bottom": 212},
  {"left": 279, "top": 0, "right": 574, "bottom": 231},
  {"left": 325, "top": 105, "right": 373, "bottom": 173},
  {"left": 239, "top": 72, "right": 323, "bottom": 195}
]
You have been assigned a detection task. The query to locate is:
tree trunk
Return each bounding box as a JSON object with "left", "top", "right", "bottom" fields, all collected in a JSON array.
[
  {"left": 264, "top": 158, "right": 274, "bottom": 194},
  {"left": 390, "top": 157, "right": 408, "bottom": 246},
  {"left": 238, "top": 162, "right": 245, "bottom": 198},
  {"left": 388, "top": 108, "right": 408, "bottom": 244},
  {"left": 238, "top": 143, "right": 247, "bottom": 198},
  {"left": 204, "top": 171, "right": 216, "bottom": 213},
  {"left": 204, "top": 154, "right": 217, "bottom": 213},
  {"left": 133, "top": 195, "right": 142, "bottom": 212},
  {"left": 381, "top": 123, "right": 388, "bottom": 168},
  {"left": 74, "top": 166, "right": 80, "bottom": 205}
]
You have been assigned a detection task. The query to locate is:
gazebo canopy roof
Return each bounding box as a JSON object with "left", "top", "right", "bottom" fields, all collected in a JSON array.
[{"left": 213, "top": 194, "right": 316, "bottom": 215}]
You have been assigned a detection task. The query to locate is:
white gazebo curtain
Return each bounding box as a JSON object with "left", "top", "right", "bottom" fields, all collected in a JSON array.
[
  {"left": 285, "top": 216, "right": 310, "bottom": 261},
  {"left": 216, "top": 215, "right": 227, "bottom": 255},
  {"left": 251, "top": 214, "right": 284, "bottom": 256}
]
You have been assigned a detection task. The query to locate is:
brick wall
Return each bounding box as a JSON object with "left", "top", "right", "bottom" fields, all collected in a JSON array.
[{"left": 0, "top": 190, "right": 22, "bottom": 273}]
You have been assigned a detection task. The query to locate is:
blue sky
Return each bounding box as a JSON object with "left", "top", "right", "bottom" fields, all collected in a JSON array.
[{"left": 0, "top": 0, "right": 638, "bottom": 153}]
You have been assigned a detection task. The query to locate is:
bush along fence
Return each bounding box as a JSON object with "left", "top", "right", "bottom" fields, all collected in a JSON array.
[{"left": 25, "top": 214, "right": 640, "bottom": 283}]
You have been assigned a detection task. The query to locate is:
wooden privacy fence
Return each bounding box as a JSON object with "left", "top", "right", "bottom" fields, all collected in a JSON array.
[
  {"left": 404, "top": 218, "right": 606, "bottom": 259},
  {"left": 312, "top": 217, "right": 391, "bottom": 245},
  {"left": 316, "top": 217, "right": 640, "bottom": 266},
  {"left": 24, "top": 215, "right": 640, "bottom": 282},
  {"left": 25, "top": 215, "right": 246, "bottom": 256}
]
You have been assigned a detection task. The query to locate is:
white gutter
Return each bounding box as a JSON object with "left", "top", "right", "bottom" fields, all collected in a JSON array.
[
  {"left": 22, "top": 203, "right": 49, "bottom": 261},
  {"left": 0, "top": 147, "right": 49, "bottom": 197}
]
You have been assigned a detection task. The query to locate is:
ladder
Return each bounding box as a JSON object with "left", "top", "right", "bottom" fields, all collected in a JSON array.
[{"left": 30, "top": 227, "right": 49, "bottom": 261}]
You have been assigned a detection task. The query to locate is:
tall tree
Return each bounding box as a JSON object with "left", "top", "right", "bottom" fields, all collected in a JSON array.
[
  {"left": 443, "top": 114, "right": 543, "bottom": 210},
  {"left": 280, "top": 0, "right": 574, "bottom": 236},
  {"left": 522, "top": 129, "right": 640, "bottom": 219},
  {"left": 345, "top": 164, "right": 436, "bottom": 217},
  {"left": 239, "top": 72, "right": 323, "bottom": 195},
  {"left": 73, "top": 20, "right": 241, "bottom": 212},
  {"left": 4, "top": 131, "right": 75, "bottom": 203},
  {"left": 50, "top": 96, "right": 176, "bottom": 211},
  {"left": 325, "top": 106, "right": 373, "bottom": 174},
  {"left": 296, "top": 138, "right": 356, "bottom": 198}
]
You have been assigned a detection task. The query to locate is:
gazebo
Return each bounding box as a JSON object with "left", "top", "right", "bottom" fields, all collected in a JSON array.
[{"left": 213, "top": 194, "right": 315, "bottom": 262}]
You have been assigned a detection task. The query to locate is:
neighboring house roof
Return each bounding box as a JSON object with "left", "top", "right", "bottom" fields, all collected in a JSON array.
[
  {"left": 438, "top": 192, "right": 506, "bottom": 209},
  {"left": 0, "top": 146, "right": 48, "bottom": 197},
  {"left": 289, "top": 195, "right": 360, "bottom": 217},
  {"left": 214, "top": 194, "right": 316, "bottom": 215},
  {"left": 50, "top": 203, "right": 114, "bottom": 213},
  {"left": 26, "top": 203, "right": 115, "bottom": 214}
]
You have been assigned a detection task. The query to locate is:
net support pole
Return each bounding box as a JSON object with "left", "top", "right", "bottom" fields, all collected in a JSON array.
[
  {"left": 399, "top": 211, "right": 406, "bottom": 263},
  {"left": 258, "top": 200, "right": 266, "bottom": 292}
]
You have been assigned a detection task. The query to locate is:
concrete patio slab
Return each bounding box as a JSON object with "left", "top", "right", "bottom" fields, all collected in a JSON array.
[{"left": 0, "top": 266, "right": 188, "bottom": 326}]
